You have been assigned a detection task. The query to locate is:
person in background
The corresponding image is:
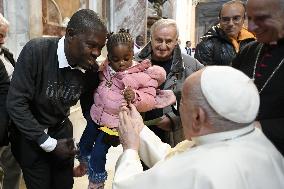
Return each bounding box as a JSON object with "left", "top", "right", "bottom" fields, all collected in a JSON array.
[
  {"left": 113, "top": 66, "right": 284, "bottom": 189},
  {"left": 133, "top": 34, "right": 145, "bottom": 54},
  {"left": 195, "top": 0, "right": 255, "bottom": 66},
  {"left": 0, "top": 13, "right": 21, "bottom": 189},
  {"left": 73, "top": 29, "right": 175, "bottom": 189},
  {"left": 232, "top": 0, "right": 284, "bottom": 156},
  {"left": 6, "top": 9, "right": 107, "bottom": 189},
  {"left": 135, "top": 18, "right": 203, "bottom": 147},
  {"left": 182, "top": 41, "right": 192, "bottom": 56}
]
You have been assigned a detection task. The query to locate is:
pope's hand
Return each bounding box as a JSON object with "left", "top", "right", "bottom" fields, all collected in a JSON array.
[{"left": 118, "top": 104, "right": 144, "bottom": 151}]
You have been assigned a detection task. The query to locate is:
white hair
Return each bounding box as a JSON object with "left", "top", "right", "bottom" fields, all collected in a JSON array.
[
  {"left": 150, "top": 18, "right": 179, "bottom": 39},
  {"left": 0, "top": 13, "right": 9, "bottom": 27}
]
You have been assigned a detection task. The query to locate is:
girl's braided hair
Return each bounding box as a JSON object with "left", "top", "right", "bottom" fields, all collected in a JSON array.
[{"left": 106, "top": 29, "right": 134, "bottom": 52}]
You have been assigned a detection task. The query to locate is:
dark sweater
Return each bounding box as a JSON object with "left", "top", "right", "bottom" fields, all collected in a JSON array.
[{"left": 7, "top": 37, "right": 99, "bottom": 145}]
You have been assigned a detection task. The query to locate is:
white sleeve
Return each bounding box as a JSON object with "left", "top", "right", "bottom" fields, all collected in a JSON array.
[
  {"left": 138, "top": 126, "right": 172, "bottom": 167},
  {"left": 113, "top": 144, "right": 203, "bottom": 189},
  {"left": 40, "top": 136, "right": 57, "bottom": 152},
  {"left": 113, "top": 149, "right": 143, "bottom": 183},
  {"left": 113, "top": 126, "right": 199, "bottom": 189},
  {"left": 113, "top": 149, "right": 175, "bottom": 189}
]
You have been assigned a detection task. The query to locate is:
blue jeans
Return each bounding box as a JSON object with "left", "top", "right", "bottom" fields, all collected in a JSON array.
[{"left": 78, "top": 119, "right": 111, "bottom": 183}]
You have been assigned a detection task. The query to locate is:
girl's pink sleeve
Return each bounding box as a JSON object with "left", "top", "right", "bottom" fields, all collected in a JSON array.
[{"left": 132, "top": 87, "right": 157, "bottom": 112}]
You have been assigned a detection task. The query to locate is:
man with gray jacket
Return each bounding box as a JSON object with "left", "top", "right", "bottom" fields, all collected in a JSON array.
[{"left": 135, "top": 19, "right": 203, "bottom": 146}]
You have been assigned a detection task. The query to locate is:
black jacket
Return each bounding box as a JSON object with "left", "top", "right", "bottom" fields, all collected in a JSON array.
[
  {"left": 195, "top": 24, "right": 255, "bottom": 66},
  {"left": 0, "top": 47, "right": 15, "bottom": 146},
  {"left": 232, "top": 39, "right": 284, "bottom": 155}
]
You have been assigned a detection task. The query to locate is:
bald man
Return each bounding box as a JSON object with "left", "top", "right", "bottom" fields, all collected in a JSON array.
[
  {"left": 195, "top": 0, "right": 255, "bottom": 66},
  {"left": 113, "top": 66, "right": 284, "bottom": 189},
  {"left": 232, "top": 0, "right": 284, "bottom": 156}
]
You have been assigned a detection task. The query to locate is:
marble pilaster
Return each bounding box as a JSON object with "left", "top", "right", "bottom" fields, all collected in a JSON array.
[
  {"left": 110, "top": 0, "right": 147, "bottom": 41},
  {"left": 3, "top": 0, "right": 30, "bottom": 59},
  {"left": 29, "top": 0, "right": 43, "bottom": 39},
  {"left": 174, "top": 0, "right": 193, "bottom": 47},
  {"left": 162, "top": 0, "right": 176, "bottom": 19}
]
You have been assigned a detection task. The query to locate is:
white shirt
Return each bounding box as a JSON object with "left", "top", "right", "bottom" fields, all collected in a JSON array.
[
  {"left": 113, "top": 125, "right": 284, "bottom": 189},
  {"left": 0, "top": 50, "right": 14, "bottom": 81},
  {"left": 134, "top": 43, "right": 142, "bottom": 54}
]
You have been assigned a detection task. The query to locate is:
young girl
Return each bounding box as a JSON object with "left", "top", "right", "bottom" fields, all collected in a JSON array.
[{"left": 74, "top": 29, "right": 175, "bottom": 189}]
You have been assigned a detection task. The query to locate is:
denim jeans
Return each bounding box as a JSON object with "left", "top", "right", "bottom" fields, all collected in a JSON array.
[{"left": 78, "top": 119, "right": 111, "bottom": 183}]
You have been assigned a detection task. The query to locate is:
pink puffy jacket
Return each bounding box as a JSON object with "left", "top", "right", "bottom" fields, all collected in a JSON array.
[{"left": 90, "top": 59, "right": 171, "bottom": 128}]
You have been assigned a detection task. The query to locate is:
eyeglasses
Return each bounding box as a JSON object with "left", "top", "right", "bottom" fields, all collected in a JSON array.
[{"left": 220, "top": 16, "right": 243, "bottom": 24}]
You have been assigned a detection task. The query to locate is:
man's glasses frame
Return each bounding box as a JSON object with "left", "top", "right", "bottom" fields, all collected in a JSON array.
[{"left": 220, "top": 16, "right": 244, "bottom": 24}]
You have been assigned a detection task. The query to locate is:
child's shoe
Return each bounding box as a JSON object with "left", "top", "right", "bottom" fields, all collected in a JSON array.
[{"left": 88, "top": 181, "right": 104, "bottom": 189}]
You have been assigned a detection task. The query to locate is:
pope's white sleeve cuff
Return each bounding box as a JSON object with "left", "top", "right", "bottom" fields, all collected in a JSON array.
[{"left": 40, "top": 137, "right": 57, "bottom": 152}]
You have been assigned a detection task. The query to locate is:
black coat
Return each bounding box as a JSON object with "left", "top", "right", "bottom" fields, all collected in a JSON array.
[
  {"left": 0, "top": 47, "right": 15, "bottom": 146},
  {"left": 232, "top": 40, "right": 284, "bottom": 155},
  {"left": 195, "top": 24, "right": 255, "bottom": 66}
]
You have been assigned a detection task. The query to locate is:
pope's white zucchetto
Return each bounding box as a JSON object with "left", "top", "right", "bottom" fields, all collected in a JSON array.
[{"left": 200, "top": 66, "right": 260, "bottom": 123}]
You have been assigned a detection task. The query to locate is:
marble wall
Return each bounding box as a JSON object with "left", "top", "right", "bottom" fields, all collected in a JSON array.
[
  {"left": 162, "top": 0, "right": 176, "bottom": 19},
  {"left": 109, "top": 0, "right": 147, "bottom": 41},
  {"left": 3, "top": 0, "right": 30, "bottom": 59},
  {"left": 174, "top": 0, "right": 193, "bottom": 47}
]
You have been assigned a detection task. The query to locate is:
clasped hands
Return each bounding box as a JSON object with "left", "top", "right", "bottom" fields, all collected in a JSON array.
[{"left": 118, "top": 104, "right": 144, "bottom": 151}]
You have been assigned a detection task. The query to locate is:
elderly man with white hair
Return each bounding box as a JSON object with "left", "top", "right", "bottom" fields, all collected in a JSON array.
[
  {"left": 0, "top": 13, "right": 21, "bottom": 189},
  {"left": 135, "top": 18, "right": 203, "bottom": 147},
  {"left": 113, "top": 66, "right": 284, "bottom": 189}
]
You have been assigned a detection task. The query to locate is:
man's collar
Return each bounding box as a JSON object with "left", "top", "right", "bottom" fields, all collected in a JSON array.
[
  {"left": 57, "top": 36, "right": 70, "bottom": 69},
  {"left": 191, "top": 124, "right": 255, "bottom": 146},
  {"left": 237, "top": 28, "right": 255, "bottom": 41},
  {"left": 57, "top": 36, "right": 85, "bottom": 72},
  {"left": 134, "top": 43, "right": 141, "bottom": 49}
]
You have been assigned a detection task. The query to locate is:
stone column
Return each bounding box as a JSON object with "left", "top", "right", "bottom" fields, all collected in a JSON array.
[
  {"left": 29, "top": 0, "right": 43, "bottom": 39},
  {"left": 174, "top": 0, "right": 193, "bottom": 47},
  {"left": 3, "top": 0, "right": 30, "bottom": 59},
  {"left": 109, "top": 0, "right": 147, "bottom": 40}
]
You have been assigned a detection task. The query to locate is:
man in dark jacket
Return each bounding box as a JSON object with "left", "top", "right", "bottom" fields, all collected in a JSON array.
[
  {"left": 135, "top": 19, "right": 203, "bottom": 146},
  {"left": 7, "top": 9, "right": 107, "bottom": 189},
  {"left": 0, "top": 13, "right": 22, "bottom": 189},
  {"left": 195, "top": 0, "right": 255, "bottom": 66},
  {"left": 232, "top": 0, "right": 284, "bottom": 156}
]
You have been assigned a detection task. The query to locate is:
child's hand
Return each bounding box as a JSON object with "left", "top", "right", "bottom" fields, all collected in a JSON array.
[{"left": 123, "top": 87, "right": 135, "bottom": 103}]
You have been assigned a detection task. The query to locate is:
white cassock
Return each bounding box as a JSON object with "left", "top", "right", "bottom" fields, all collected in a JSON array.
[{"left": 113, "top": 124, "right": 284, "bottom": 189}]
